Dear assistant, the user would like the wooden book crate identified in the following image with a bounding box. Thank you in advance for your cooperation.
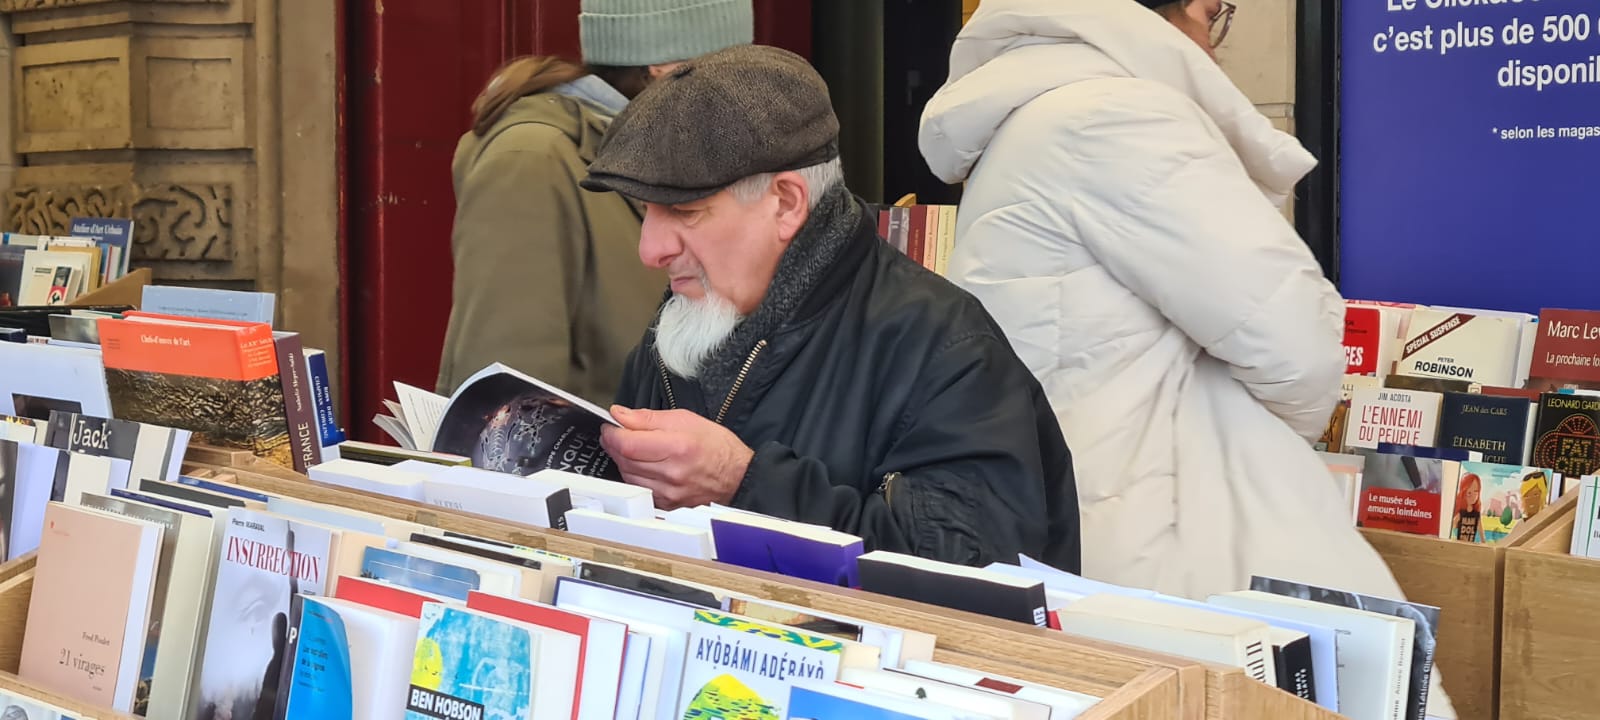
[1360,492,1573,720]
[183,447,1348,720]
[1499,492,1595,720]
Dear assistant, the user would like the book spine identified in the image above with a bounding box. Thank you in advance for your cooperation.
[1242,636,1271,684]
[545,488,573,532]
[907,206,926,267]
[305,350,343,448]
[1275,637,1316,702]
[274,334,318,473]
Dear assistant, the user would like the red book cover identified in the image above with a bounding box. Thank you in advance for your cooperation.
[333,575,436,618]
[1344,305,1383,376]
[1530,308,1600,389]
[906,205,926,268]
[97,316,293,466]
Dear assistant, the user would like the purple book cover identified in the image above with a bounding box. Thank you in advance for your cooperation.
[709,519,863,587]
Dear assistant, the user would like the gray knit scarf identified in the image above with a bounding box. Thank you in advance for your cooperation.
[689,183,859,406]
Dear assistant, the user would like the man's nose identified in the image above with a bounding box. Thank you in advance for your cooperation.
[638,207,679,269]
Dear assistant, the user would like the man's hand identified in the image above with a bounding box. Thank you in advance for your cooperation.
[599,406,755,510]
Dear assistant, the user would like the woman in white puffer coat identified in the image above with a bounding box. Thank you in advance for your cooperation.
[920,0,1455,715]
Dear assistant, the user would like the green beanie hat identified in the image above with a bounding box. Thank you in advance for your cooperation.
[580,0,754,67]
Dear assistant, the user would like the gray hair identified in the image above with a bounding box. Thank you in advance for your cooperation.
[726,157,844,209]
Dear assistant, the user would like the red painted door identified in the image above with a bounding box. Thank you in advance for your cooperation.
[342,1,810,444]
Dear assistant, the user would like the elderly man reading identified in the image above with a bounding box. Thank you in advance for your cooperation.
[583,44,1080,571]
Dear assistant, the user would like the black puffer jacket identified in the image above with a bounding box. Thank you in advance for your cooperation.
[615,195,1080,572]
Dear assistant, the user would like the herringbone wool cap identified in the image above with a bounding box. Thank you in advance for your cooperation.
[581,44,841,205]
[579,0,754,66]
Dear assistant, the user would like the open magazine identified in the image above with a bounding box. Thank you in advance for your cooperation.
[374,363,622,479]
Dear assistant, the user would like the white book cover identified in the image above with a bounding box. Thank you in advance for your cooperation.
[1426,305,1539,387]
[4,440,63,561]
[1344,387,1444,450]
[1057,594,1276,684]
[60,453,131,506]
[1396,309,1523,387]
[0,342,110,419]
[613,630,654,720]
[564,508,716,560]
[842,667,1050,720]
[552,577,700,720]
[307,458,428,502]
[422,465,574,529]
[1571,476,1600,558]
[899,660,1101,719]
[532,468,654,519]
[1209,591,1415,720]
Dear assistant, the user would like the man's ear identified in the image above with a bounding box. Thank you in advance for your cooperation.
[648,62,685,79]
[771,171,810,247]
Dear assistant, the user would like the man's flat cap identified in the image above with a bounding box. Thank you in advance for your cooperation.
[581,44,841,205]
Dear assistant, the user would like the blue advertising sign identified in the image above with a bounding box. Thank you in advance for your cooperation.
[1340,0,1599,314]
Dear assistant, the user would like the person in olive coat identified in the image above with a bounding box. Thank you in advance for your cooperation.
[437,0,753,404]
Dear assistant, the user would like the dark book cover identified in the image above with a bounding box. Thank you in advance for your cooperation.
[1531,392,1600,479]
[0,246,25,307]
[45,411,140,458]
[709,518,863,587]
[857,554,1049,628]
[271,332,319,474]
[408,532,554,575]
[1271,631,1316,703]
[1384,374,1475,394]
[136,478,247,510]
[1437,392,1533,466]
[1376,442,1478,462]
[576,562,721,610]
[1251,576,1439,720]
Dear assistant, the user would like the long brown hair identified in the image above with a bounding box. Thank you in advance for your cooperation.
[471,56,587,136]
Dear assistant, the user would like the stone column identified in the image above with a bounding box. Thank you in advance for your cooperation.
[0,0,342,396]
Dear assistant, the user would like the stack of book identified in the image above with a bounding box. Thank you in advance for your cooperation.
[0,285,343,475]
[5,467,1109,720]
[0,218,135,308]
[875,204,958,275]
[1323,301,1600,545]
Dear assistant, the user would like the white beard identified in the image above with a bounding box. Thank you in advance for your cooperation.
[654,279,743,379]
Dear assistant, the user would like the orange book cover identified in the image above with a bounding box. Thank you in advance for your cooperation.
[97,315,291,466]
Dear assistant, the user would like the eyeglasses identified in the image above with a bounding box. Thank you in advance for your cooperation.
[1210,1,1237,48]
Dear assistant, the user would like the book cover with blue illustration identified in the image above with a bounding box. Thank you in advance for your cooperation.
[405,603,535,720]
[360,545,481,601]
[282,597,354,719]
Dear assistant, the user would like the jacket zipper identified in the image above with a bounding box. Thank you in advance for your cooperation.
[654,356,678,410]
[653,339,768,425]
[716,340,767,425]
[878,472,900,505]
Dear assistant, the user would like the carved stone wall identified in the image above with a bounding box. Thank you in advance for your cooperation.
[0,0,342,402]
